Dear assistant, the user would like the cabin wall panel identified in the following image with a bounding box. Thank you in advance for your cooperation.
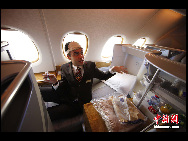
[132,9,184,45]
[1,9,55,73]
[42,9,159,65]
[1,9,185,73]
[155,19,186,51]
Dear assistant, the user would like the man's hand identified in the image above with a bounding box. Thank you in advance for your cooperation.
[42,73,58,84]
[111,66,128,74]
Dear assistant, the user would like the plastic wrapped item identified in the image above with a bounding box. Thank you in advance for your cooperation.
[91,93,147,132]
[91,96,119,132]
[112,96,130,123]
[112,95,145,124]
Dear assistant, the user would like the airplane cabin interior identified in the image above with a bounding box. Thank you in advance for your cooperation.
[1,9,186,132]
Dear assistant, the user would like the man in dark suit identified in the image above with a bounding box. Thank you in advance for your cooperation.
[41,41,127,121]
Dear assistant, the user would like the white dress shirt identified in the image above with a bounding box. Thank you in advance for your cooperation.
[72,64,84,76]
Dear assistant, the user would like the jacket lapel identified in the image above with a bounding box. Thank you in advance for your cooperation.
[68,62,75,81]
[82,61,89,81]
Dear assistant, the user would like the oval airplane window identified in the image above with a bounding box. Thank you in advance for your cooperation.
[62,32,88,59]
[101,35,125,61]
[1,29,39,63]
[133,37,147,48]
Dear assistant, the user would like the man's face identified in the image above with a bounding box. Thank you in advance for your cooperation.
[67,48,84,66]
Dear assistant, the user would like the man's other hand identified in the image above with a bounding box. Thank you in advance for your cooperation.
[111,66,128,74]
[42,73,58,84]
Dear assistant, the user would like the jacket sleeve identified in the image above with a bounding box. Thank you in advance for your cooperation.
[52,66,68,91]
[52,65,71,102]
[93,62,116,80]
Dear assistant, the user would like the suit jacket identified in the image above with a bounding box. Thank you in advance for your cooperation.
[54,61,115,107]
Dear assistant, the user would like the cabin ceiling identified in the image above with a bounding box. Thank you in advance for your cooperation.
[1,9,186,73]
[170,9,186,16]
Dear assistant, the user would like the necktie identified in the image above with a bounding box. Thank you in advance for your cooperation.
[75,67,82,82]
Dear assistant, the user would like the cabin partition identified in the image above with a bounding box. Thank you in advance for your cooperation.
[111,44,186,132]
[1,60,54,132]
[85,44,186,132]
[111,44,161,96]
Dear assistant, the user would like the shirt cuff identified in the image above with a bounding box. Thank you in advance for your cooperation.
[109,66,116,74]
[52,81,59,90]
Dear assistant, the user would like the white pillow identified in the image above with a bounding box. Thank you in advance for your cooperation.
[103,73,137,95]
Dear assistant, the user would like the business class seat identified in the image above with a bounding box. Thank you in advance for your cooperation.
[52,114,84,132]
[40,87,84,132]
[45,101,84,132]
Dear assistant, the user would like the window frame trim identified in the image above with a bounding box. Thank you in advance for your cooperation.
[101,35,124,59]
[62,32,89,59]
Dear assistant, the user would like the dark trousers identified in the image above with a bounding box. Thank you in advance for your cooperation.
[39,87,83,121]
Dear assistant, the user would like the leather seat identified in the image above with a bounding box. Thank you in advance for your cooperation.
[45,102,84,132]
[52,114,84,132]
[40,87,84,132]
